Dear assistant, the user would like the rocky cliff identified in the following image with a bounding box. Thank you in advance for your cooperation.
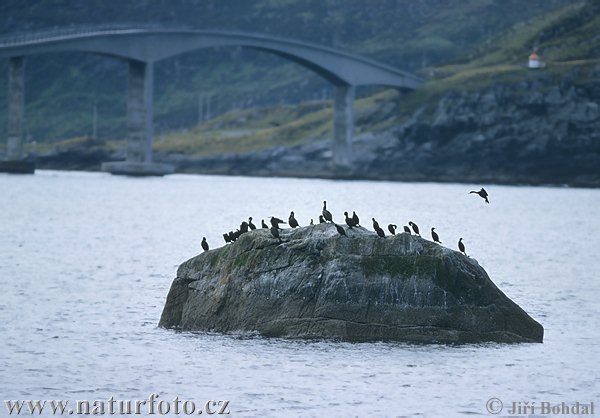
[159,225,544,343]
[361,68,600,186]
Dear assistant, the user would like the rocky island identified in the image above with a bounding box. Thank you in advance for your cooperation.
[159,225,543,343]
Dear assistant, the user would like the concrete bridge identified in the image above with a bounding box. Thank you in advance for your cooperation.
[0,26,422,175]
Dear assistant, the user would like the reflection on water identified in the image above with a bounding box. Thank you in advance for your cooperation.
[1,170,599,416]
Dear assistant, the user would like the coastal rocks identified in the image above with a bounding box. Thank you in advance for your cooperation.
[159,225,544,343]
[366,71,600,186]
[162,69,600,187]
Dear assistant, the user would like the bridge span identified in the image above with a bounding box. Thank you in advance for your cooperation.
[0,27,422,175]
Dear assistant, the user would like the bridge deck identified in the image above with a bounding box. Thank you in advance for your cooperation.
[0,27,421,88]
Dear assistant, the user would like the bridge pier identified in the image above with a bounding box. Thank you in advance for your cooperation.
[101,60,173,176]
[333,84,354,169]
[0,56,35,174]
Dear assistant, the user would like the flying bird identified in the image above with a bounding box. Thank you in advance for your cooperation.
[431,227,441,244]
[469,187,489,204]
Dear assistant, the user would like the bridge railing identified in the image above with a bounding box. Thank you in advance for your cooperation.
[0,23,185,47]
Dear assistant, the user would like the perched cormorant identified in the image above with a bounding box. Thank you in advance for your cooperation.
[388,224,397,235]
[270,225,282,243]
[319,215,325,224]
[335,224,347,236]
[344,211,356,228]
[261,219,268,229]
[310,219,314,225]
[248,217,256,230]
[228,231,237,242]
[289,211,299,228]
[372,218,381,231]
[240,221,249,234]
[270,216,286,229]
[352,211,360,226]
[375,226,385,238]
[408,221,420,236]
[458,238,467,256]
[469,187,489,204]
[201,237,209,252]
[223,233,231,244]
[322,201,333,223]
[403,225,411,234]
[431,227,442,244]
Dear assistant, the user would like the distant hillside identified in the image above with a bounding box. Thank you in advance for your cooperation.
[152,0,600,159]
[0,0,569,143]
[27,0,600,186]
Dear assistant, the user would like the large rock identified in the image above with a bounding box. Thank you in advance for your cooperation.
[159,225,543,343]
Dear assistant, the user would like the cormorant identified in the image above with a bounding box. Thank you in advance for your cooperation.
[335,224,346,236]
[270,225,282,243]
[228,231,237,242]
[403,225,411,234]
[388,224,397,235]
[248,217,256,230]
[289,211,299,228]
[469,187,489,204]
[431,227,441,244]
[408,221,420,236]
[372,218,381,231]
[375,226,385,238]
[352,211,360,226]
[322,201,333,223]
[344,211,356,228]
[319,215,325,224]
[201,237,209,252]
[240,221,249,234]
[458,238,467,256]
[261,219,268,229]
[310,219,314,225]
[269,216,286,229]
[223,233,231,244]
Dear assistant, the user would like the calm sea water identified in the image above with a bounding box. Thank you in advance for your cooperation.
[1,170,599,417]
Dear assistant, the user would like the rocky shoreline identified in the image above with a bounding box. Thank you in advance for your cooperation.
[20,67,600,187]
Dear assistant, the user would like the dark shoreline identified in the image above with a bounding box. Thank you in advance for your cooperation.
[23,157,600,188]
